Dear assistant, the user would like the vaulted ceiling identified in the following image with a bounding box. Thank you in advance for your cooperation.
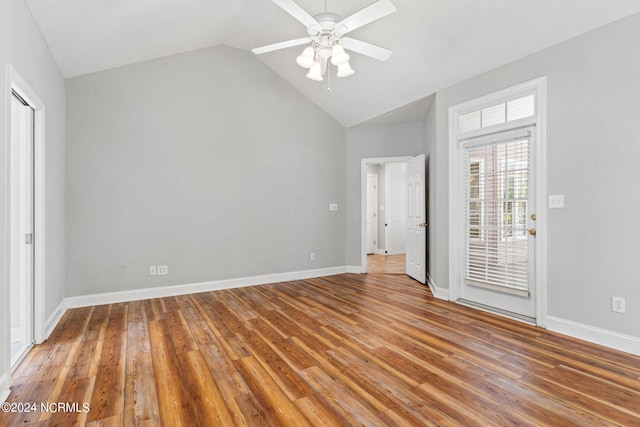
[25,0,640,126]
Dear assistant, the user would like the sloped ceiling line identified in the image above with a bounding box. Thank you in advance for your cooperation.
[25,0,640,126]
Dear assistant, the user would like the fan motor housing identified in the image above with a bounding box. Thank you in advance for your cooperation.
[308,13,343,35]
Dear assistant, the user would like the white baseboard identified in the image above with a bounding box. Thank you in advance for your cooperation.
[65,266,347,309]
[546,315,640,356]
[375,249,387,255]
[346,265,363,274]
[427,274,449,300]
[0,371,10,404]
[44,300,67,340]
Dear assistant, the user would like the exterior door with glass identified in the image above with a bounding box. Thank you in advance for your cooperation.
[460,129,536,320]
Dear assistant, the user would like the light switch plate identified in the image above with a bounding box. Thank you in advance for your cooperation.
[548,194,565,209]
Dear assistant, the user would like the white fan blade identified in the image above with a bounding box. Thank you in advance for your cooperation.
[335,0,396,37]
[272,0,321,31]
[252,37,312,54]
[340,37,393,61]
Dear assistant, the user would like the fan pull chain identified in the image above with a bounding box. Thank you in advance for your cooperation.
[327,63,332,92]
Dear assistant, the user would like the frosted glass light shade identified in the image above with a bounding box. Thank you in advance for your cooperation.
[319,46,332,59]
[296,47,315,68]
[336,62,354,77]
[331,44,349,65]
[306,61,323,81]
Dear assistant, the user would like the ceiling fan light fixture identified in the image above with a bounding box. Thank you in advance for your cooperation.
[336,62,355,77]
[296,46,315,68]
[318,45,332,59]
[330,44,349,65]
[306,60,323,81]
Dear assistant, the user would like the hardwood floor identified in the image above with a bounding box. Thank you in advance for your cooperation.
[2,273,640,426]
[367,254,406,275]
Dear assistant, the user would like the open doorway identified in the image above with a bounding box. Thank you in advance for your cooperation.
[362,156,414,274]
[365,162,407,274]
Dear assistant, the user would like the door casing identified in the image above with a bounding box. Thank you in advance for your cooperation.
[448,77,548,326]
[4,64,47,363]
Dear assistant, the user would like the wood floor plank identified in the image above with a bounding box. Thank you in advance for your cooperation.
[298,365,387,426]
[4,273,640,426]
[293,395,350,427]
[234,356,312,426]
[86,303,127,423]
[147,319,189,427]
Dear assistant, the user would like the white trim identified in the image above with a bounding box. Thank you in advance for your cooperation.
[375,249,387,255]
[427,274,449,300]
[547,316,640,356]
[65,266,348,308]
[44,300,67,339]
[448,76,548,326]
[0,372,10,403]
[361,156,413,274]
[346,265,363,274]
[461,128,531,148]
[5,64,47,344]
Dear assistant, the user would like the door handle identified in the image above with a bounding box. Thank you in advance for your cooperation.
[528,228,536,236]
[417,223,427,228]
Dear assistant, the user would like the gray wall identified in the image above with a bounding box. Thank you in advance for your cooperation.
[345,122,425,267]
[65,46,345,297]
[0,0,66,394]
[431,13,640,336]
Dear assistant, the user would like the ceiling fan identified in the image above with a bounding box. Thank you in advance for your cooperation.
[252,0,396,81]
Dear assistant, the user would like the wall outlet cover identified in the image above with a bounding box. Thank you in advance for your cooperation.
[548,194,565,209]
[612,296,626,314]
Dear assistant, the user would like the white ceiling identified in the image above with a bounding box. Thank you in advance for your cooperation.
[25,0,640,126]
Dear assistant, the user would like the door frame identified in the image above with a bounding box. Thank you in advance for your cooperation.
[360,156,412,273]
[448,77,547,327]
[5,64,46,348]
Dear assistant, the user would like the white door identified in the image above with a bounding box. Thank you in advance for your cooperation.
[10,92,34,367]
[460,129,536,319]
[366,174,378,254]
[385,163,406,255]
[406,154,426,283]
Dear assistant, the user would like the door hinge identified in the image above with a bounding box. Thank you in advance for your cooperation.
[25,233,33,245]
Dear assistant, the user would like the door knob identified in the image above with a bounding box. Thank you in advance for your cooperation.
[528,228,536,236]
[417,223,427,228]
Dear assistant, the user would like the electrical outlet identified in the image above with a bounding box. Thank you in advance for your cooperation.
[329,204,338,211]
[612,296,626,314]
[157,265,169,275]
[310,252,316,261]
[149,266,157,276]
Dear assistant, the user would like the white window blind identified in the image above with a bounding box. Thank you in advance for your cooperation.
[463,136,530,294]
[458,94,535,134]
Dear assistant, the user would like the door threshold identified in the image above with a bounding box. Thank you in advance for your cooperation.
[456,299,536,326]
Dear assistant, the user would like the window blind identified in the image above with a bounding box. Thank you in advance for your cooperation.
[458,93,535,135]
[463,136,530,294]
